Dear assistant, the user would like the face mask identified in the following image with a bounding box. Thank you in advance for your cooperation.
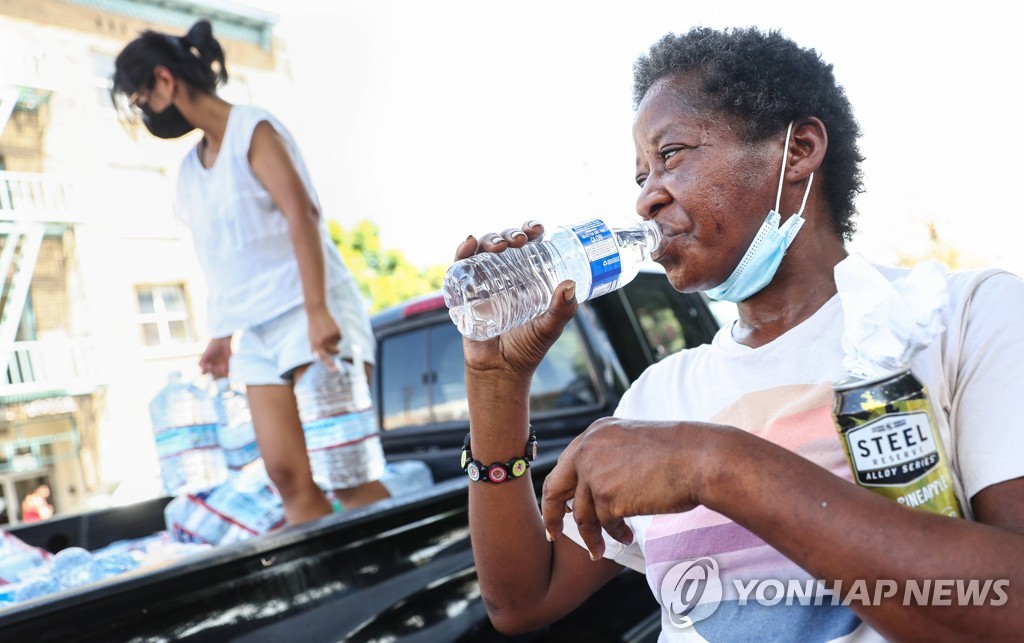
[704,121,814,303]
[140,103,195,139]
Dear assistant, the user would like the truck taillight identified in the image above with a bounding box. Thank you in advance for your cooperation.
[402,295,446,317]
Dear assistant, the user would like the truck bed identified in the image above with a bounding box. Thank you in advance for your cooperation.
[2,455,659,642]
[2,272,719,641]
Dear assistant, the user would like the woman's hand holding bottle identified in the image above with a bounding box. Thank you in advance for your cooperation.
[454,221,578,384]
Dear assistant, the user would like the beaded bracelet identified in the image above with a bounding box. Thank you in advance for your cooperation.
[461,428,538,483]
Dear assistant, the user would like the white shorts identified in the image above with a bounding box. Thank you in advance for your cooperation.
[232,279,376,386]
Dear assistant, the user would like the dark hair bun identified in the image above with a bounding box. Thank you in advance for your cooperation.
[185,19,213,43]
[182,19,227,87]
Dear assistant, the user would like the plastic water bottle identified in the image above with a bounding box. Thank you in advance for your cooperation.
[379,460,434,498]
[12,577,60,604]
[0,582,20,607]
[294,346,386,490]
[149,372,228,496]
[94,550,140,578]
[50,547,103,590]
[444,218,662,340]
[213,379,267,490]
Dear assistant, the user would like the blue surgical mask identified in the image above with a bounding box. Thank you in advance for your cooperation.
[704,121,814,303]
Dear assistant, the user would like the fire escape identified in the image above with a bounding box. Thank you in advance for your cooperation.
[1,41,100,519]
[1,45,98,399]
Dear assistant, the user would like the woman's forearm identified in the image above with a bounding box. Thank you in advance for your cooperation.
[699,427,1024,641]
[466,374,621,633]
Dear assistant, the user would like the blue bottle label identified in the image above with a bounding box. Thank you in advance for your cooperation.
[223,442,261,469]
[571,219,621,298]
[156,423,220,459]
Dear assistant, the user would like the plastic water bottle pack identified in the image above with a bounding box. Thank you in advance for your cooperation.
[444,217,662,340]
[149,372,228,495]
[0,532,147,609]
[164,480,285,546]
[0,529,50,586]
[294,347,386,491]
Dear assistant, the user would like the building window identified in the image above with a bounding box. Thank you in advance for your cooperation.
[135,284,196,347]
[91,51,115,110]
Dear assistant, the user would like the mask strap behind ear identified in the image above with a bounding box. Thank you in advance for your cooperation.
[774,121,815,218]
[773,121,793,213]
[793,172,814,217]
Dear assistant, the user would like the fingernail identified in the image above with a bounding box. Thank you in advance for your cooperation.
[589,551,597,562]
[465,235,473,242]
[563,283,576,302]
[526,219,542,228]
[489,236,503,245]
[512,230,527,239]
[545,529,553,542]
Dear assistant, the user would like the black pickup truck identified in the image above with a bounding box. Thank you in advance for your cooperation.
[2,269,723,642]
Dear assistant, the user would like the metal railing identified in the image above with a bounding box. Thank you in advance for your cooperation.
[1,338,104,398]
[0,44,56,90]
[0,172,83,223]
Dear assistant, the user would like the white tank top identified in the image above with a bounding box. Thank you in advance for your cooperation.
[174,105,352,337]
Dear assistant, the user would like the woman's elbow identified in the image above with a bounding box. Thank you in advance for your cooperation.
[483,597,550,635]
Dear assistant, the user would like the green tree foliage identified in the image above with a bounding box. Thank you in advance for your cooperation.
[896,221,980,270]
[328,219,446,313]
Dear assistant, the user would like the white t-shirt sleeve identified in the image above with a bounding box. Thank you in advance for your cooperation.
[952,271,1024,499]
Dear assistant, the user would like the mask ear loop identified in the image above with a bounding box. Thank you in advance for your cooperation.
[773,121,793,213]
[775,121,815,218]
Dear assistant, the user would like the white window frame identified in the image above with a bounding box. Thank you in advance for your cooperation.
[134,283,197,348]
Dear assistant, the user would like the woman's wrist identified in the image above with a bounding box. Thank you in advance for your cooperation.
[304,299,329,314]
[688,424,760,513]
[465,363,535,392]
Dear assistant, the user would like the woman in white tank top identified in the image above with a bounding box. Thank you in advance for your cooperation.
[111,20,389,525]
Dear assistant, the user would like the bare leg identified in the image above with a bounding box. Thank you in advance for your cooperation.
[247,384,331,525]
[334,479,391,510]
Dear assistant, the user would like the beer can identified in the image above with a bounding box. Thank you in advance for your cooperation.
[832,368,963,518]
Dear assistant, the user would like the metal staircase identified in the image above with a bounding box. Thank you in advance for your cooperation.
[0,86,21,136]
[1,43,55,385]
[0,222,45,378]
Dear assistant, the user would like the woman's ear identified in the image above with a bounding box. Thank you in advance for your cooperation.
[152,65,177,96]
[787,117,827,180]
[152,65,173,83]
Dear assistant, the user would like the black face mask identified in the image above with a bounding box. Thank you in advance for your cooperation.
[140,103,195,139]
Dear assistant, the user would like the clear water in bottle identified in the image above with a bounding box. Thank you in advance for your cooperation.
[293,347,386,490]
[444,218,662,340]
[149,372,228,496]
[212,379,267,491]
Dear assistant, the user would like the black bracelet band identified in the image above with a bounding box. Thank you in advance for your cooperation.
[461,428,537,483]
